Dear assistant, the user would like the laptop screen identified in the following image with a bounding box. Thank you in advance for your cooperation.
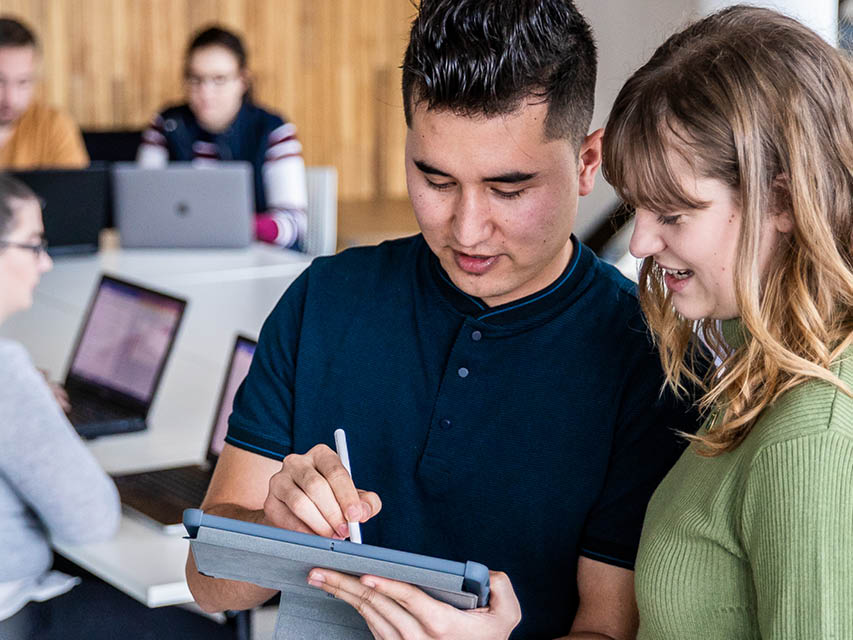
[12,166,110,254]
[208,336,257,458]
[69,277,186,403]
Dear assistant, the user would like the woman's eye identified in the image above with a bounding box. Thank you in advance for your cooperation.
[656,214,681,226]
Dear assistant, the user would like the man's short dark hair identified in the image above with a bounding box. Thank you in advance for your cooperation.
[402,0,597,147]
[0,17,38,50]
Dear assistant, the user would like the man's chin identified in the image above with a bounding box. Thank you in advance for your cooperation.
[447,270,505,302]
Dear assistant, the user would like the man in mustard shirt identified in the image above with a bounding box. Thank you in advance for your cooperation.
[0,17,88,169]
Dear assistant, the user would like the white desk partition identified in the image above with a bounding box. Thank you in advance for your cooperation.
[32,244,309,312]
[0,244,312,607]
[56,518,195,608]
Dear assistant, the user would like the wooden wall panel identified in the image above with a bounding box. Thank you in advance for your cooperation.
[0,0,415,199]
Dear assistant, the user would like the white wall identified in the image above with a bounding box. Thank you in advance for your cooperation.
[698,0,838,43]
[573,0,694,239]
[572,0,838,242]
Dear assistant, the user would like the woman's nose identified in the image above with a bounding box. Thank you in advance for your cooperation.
[629,209,666,259]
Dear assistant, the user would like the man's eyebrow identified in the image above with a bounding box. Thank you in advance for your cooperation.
[483,171,538,184]
[414,160,537,184]
[413,160,451,177]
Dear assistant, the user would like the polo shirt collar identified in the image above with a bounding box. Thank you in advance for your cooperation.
[429,235,592,326]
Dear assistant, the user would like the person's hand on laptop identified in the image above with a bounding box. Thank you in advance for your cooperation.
[306,569,521,640]
[38,368,70,413]
[51,383,70,413]
[264,443,381,539]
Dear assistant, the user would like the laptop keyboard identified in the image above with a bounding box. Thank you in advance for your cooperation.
[68,392,137,423]
[115,466,212,507]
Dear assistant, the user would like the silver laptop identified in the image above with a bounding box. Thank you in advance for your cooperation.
[113,335,257,533]
[113,163,254,248]
[65,275,187,439]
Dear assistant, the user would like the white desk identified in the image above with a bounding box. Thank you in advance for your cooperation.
[0,245,311,607]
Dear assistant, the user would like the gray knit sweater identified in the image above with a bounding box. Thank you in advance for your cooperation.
[0,338,120,582]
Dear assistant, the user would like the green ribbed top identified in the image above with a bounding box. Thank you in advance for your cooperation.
[636,320,853,639]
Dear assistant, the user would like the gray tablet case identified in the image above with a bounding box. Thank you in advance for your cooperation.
[184,509,490,639]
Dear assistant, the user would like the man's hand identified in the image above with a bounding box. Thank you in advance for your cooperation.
[264,443,382,538]
[306,569,521,640]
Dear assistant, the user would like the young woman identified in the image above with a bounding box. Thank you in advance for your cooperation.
[138,25,308,249]
[0,175,244,638]
[602,6,853,638]
[0,174,120,622]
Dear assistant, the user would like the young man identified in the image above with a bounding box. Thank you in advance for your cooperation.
[187,1,698,637]
[0,17,88,169]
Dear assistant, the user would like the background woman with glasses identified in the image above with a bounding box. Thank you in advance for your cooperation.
[137,25,308,250]
[0,174,239,638]
[0,173,120,624]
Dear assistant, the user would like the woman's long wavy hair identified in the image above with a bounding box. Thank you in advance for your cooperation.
[601,5,853,455]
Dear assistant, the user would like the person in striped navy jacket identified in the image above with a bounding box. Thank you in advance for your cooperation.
[137,25,308,250]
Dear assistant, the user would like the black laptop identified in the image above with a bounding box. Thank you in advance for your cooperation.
[113,335,257,533]
[64,275,187,439]
[11,165,111,255]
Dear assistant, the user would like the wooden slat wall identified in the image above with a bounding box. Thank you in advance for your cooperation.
[0,0,414,199]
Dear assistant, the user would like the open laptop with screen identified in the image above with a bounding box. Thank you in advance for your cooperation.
[113,335,257,533]
[112,163,254,248]
[65,275,187,439]
[11,165,110,255]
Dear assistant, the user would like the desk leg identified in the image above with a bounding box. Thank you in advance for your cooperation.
[226,609,252,640]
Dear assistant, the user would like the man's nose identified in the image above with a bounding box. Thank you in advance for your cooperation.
[629,209,666,259]
[452,189,493,248]
[198,85,216,100]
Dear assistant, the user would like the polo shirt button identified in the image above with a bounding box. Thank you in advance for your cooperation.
[458,367,469,378]
[440,418,452,429]
[471,330,482,341]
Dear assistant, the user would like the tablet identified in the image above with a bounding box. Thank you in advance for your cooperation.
[184,509,491,639]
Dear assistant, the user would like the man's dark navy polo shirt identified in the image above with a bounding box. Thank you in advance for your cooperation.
[226,234,696,639]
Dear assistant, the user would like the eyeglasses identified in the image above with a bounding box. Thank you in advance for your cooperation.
[185,73,241,89]
[0,239,49,257]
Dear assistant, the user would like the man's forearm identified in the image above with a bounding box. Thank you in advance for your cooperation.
[185,503,279,613]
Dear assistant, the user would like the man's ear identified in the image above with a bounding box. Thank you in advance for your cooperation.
[577,128,604,196]
[240,70,252,96]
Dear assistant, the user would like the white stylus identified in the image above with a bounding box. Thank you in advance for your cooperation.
[333,428,362,544]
